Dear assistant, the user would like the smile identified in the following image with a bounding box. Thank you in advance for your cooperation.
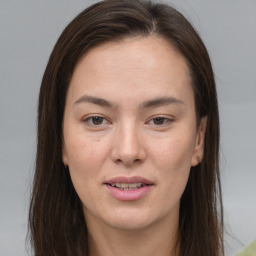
[109,183,146,190]
[104,176,154,201]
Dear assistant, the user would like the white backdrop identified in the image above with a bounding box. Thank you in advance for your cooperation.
[0,0,255,255]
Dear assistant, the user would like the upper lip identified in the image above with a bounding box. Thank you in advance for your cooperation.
[104,176,154,185]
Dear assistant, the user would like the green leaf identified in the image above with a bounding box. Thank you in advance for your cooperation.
[236,240,256,256]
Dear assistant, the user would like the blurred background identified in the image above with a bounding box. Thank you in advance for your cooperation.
[0,0,255,255]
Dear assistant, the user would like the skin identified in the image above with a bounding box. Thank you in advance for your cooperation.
[62,36,207,256]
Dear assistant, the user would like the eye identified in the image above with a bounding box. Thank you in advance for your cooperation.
[147,116,174,126]
[83,115,110,126]
[152,117,168,125]
[90,116,104,125]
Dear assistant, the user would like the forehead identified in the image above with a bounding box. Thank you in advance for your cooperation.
[68,36,193,106]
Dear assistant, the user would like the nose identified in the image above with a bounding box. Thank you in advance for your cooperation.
[110,123,147,166]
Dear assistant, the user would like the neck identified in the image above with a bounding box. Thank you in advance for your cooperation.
[86,214,180,256]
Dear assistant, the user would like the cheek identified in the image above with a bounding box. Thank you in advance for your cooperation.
[65,136,108,206]
[152,136,194,203]
[149,131,195,192]
[66,134,107,169]
[151,134,195,172]
[64,134,109,196]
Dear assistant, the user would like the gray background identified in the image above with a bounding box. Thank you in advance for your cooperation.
[0,0,255,255]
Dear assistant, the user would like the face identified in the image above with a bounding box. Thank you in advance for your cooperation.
[62,36,207,231]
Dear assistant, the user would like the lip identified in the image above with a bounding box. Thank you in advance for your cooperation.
[104,176,154,185]
[104,176,154,201]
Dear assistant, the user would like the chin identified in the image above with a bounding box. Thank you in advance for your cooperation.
[102,207,160,231]
[109,217,153,231]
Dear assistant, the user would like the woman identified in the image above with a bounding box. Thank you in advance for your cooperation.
[29,0,224,255]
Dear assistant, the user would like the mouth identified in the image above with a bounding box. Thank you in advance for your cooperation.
[104,176,154,201]
[107,182,150,191]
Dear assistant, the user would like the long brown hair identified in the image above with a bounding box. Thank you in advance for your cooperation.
[29,0,224,255]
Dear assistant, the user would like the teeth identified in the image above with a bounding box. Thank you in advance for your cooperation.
[129,183,141,188]
[110,183,144,190]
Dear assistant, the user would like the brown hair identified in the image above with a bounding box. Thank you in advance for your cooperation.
[29,0,224,255]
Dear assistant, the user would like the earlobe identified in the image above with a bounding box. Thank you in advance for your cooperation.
[191,116,207,167]
[62,142,69,166]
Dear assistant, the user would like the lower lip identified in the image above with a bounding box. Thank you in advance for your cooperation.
[104,184,153,201]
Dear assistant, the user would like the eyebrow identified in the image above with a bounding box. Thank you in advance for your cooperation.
[73,95,184,108]
[74,95,113,107]
[141,97,184,108]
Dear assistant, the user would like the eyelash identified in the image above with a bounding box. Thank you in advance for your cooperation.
[82,115,174,128]
[82,115,111,126]
[146,116,174,127]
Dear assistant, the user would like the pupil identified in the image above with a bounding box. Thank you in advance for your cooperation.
[154,117,165,125]
[92,116,103,125]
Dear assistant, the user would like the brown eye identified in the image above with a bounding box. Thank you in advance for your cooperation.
[153,117,166,125]
[83,116,108,126]
[83,115,111,129]
[91,116,104,125]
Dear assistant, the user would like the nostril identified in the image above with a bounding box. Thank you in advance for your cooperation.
[110,139,147,165]
[115,158,141,165]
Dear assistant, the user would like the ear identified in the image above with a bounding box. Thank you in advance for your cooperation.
[62,141,69,166]
[191,116,207,167]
